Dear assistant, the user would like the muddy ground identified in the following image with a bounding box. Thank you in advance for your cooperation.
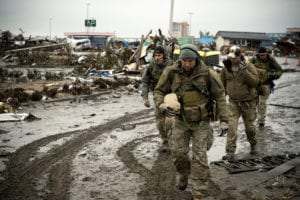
[0,57,299,200]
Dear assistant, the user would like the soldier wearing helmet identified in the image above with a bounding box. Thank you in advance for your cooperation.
[154,44,228,199]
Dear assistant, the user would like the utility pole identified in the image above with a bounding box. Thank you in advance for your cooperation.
[188,12,193,36]
[49,17,52,40]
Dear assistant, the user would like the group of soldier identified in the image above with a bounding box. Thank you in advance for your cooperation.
[140,44,283,200]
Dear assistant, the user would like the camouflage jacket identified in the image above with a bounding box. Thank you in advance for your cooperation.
[250,54,283,84]
[220,61,259,101]
[141,58,172,99]
[154,60,228,123]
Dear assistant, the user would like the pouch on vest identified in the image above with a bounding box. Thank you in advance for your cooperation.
[184,104,209,122]
[184,106,201,122]
[256,67,268,84]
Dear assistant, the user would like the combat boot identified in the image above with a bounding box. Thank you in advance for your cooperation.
[193,195,202,200]
[160,140,170,153]
[222,153,235,161]
[258,120,265,127]
[250,144,257,154]
[177,175,188,191]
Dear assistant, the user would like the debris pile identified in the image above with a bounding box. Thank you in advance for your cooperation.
[0,28,234,115]
[212,153,299,174]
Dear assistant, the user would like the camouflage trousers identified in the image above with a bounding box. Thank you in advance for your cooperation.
[154,106,168,144]
[226,99,257,153]
[169,118,213,197]
[257,93,270,124]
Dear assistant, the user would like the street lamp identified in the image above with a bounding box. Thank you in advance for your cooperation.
[188,12,193,36]
[86,3,90,33]
[49,17,52,40]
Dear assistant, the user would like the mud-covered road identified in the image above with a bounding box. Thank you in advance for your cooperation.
[0,109,152,199]
[0,57,299,200]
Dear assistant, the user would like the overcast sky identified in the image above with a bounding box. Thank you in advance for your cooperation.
[0,0,299,38]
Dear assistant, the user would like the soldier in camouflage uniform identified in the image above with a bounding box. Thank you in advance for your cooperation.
[141,45,173,151]
[221,45,259,160]
[154,44,228,199]
[250,47,283,127]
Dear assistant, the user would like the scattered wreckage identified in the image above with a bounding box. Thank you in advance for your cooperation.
[0,41,195,123]
[275,37,300,66]
[0,29,177,112]
[212,153,299,174]
[6,28,298,119]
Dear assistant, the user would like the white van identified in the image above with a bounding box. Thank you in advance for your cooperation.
[69,39,91,51]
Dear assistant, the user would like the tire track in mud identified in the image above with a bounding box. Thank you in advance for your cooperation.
[117,133,232,200]
[0,109,152,200]
[117,136,193,200]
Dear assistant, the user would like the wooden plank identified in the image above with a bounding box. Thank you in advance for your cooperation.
[128,29,152,65]
[5,43,68,53]
[253,157,300,187]
[266,157,300,177]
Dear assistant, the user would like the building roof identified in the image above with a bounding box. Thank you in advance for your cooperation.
[287,27,300,33]
[64,32,115,37]
[216,31,271,41]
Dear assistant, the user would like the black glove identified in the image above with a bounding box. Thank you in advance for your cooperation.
[267,69,279,80]
[268,74,279,80]
[223,59,232,72]
[223,59,232,68]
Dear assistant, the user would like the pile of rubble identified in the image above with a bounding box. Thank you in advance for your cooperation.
[0,29,181,113]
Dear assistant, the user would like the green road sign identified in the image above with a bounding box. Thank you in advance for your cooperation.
[85,19,96,27]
